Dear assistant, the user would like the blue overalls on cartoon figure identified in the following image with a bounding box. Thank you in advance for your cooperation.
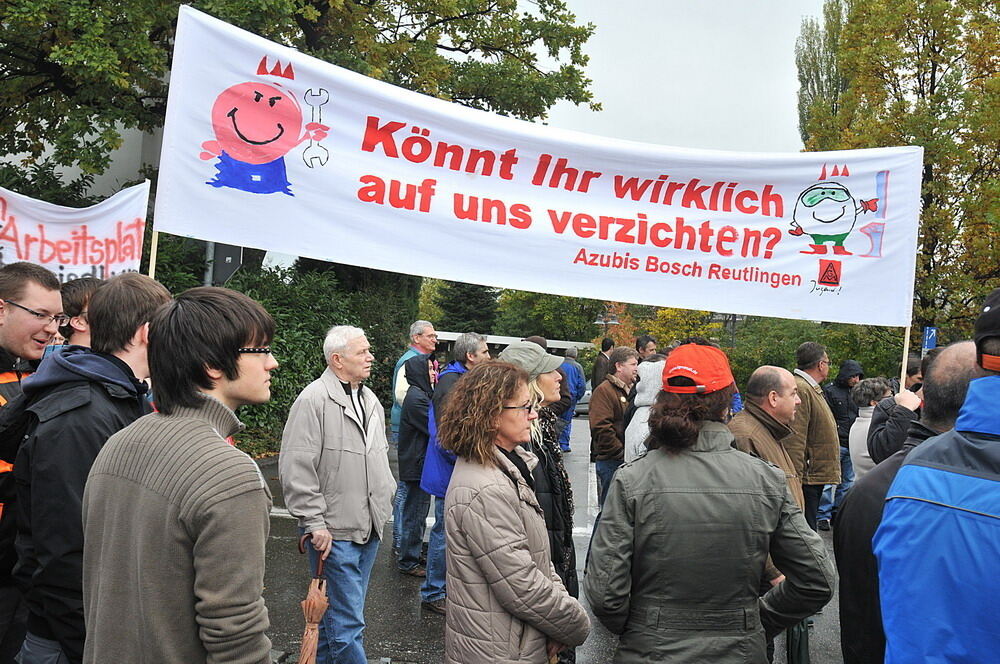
[200,58,329,196]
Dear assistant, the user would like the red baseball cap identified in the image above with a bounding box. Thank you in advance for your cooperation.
[662,344,735,394]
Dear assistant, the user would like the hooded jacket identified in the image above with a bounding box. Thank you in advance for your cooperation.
[398,354,433,482]
[874,376,1000,664]
[624,361,664,463]
[822,360,863,447]
[421,361,465,498]
[444,446,590,664]
[11,346,151,662]
[833,420,937,664]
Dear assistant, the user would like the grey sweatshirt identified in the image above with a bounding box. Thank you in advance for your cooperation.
[82,395,272,664]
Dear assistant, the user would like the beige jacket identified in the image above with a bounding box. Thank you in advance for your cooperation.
[278,368,396,543]
[785,372,841,485]
[445,446,590,664]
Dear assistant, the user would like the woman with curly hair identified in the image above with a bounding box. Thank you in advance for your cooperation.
[439,361,589,664]
[497,341,580,663]
[584,343,835,663]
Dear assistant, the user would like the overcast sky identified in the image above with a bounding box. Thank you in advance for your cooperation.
[543,1,826,153]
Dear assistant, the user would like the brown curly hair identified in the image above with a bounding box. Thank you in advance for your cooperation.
[647,377,736,453]
[438,362,529,467]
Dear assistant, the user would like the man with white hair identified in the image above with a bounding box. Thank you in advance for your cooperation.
[279,325,396,663]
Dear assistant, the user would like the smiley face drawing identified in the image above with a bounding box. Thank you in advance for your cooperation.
[200,76,329,196]
[789,182,878,255]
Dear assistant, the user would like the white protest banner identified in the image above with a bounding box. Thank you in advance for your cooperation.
[0,182,148,282]
[155,7,923,326]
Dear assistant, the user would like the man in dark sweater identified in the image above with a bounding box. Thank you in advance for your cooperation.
[833,341,981,664]
[0,262,63,661]
[83,287,278,664]
[11,273,170,663]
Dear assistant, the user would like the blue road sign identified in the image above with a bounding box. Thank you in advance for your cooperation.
[923,326,938,350]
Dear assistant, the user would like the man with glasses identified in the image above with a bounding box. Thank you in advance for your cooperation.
[82,286,278,663]
[0,261,63,660]
[11,273,170,662]
[786,342,841,529]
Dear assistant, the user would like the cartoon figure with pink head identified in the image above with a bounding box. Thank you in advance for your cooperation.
[200,57,330,195]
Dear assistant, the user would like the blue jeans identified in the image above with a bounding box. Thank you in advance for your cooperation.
[306,535,380,664]
[392,481,408,550]
[596,458,623,508]
[17,631,70,664]
[420,496,446,602]
[558,413,574,450]
[397,481,430,571]
[818,446,855,521]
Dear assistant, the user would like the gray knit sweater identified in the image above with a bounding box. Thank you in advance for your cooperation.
[82,395,272,664]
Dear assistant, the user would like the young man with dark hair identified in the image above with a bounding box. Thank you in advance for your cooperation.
[82,287,277,663]
[0,262,63,661]
[589,346,640,506]
[591,337,615,387]
[11,272,170,663]
[57,278,103,348]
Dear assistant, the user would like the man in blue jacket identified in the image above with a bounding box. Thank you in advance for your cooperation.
[418,332,488,614]
[874,288,1000,663]
[558,347,586,452]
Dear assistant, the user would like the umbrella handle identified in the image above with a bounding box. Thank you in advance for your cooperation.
[298,533,326,578]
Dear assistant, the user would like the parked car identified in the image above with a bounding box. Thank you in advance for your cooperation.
[574,380,592,416]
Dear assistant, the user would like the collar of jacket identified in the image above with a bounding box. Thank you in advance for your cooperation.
[320,368,371,430]
[170,393,243,439]
[606,373,629,393]
[793,368,822,391]
[691,420,736,452]
[493,444,541,510]
[954,375,1000,437]
[902,420,941,451]
[743,399,794,441]
[0,345,33,374]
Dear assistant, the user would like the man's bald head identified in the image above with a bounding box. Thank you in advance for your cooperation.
[746,365,800,425]
[921,341,986,431]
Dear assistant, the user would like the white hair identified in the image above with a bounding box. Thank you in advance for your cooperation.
[409,320,433,338]
[323,325,366,362]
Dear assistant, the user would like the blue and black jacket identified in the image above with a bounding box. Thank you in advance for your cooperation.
[873,375,1000,664]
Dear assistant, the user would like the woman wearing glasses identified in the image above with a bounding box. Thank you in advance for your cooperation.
[498,340,580,663]
[438,361,589,664]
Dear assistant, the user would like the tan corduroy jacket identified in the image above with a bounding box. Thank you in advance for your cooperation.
[785,372,841,485]
[729,401,805,509]
[444,446,590,664]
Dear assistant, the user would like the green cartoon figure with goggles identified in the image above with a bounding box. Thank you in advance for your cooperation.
[789,182,878,255]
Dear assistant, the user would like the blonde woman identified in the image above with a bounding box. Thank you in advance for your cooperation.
[439,362,589,664]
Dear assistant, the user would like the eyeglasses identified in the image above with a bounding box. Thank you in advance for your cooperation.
[4,300,70,326]
[238,346,272,354]
[502,402,535,415]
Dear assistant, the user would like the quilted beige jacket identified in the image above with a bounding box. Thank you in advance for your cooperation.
[444,446,590,663]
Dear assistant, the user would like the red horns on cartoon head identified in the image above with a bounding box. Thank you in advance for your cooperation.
[256,56,294,80]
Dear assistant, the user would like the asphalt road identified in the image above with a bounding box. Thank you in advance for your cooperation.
[260,417,842,663]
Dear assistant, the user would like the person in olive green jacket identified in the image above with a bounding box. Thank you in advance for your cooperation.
[785,342,841,529]
[585,344,835,664]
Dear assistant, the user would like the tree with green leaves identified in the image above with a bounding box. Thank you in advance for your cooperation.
[493,289,605,341]
[1,0,598,174]
[796,0,1000,340]
[434,281,497,334]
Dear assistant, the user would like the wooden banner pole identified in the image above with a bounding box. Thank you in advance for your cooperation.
[900,324,911,386]
[147,230,160,280]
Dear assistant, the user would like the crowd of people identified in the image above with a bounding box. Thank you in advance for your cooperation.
[0,258,995,664]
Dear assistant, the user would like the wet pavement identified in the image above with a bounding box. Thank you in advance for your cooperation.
[260,418,842,663]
